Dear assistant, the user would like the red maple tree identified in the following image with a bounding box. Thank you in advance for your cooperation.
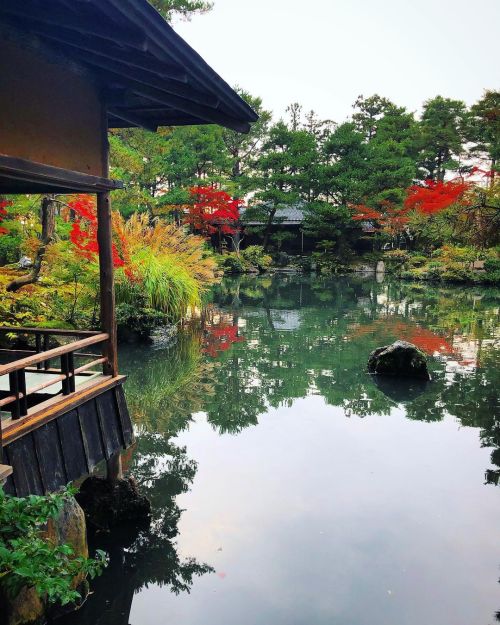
[185,186,242,244]
[68,195,127,268]
[0,197,12,235]
[404,178,471,214]
[351,200,411,237]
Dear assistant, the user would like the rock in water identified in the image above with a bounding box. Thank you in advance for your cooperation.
[76,476,151,530]
[367,340,430,380]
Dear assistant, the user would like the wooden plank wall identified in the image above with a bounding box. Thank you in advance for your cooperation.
[2,385,133,497]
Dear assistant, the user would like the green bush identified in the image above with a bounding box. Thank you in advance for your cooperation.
[0,487,106,606]
[0,235,22,265]
[408,255,428,268]
[116,303,168,341]
[484,258,500,272]
[383,249,410,265]
[480,270,500,285]
[241,246,272,272]
[440,264,475,283]
[273,251,290,267]
[219,253,247,274]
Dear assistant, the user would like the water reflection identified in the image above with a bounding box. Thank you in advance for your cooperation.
[68,275,500,624]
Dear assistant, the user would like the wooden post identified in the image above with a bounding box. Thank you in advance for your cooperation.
[97,106,118,377]
[106,452,123,483]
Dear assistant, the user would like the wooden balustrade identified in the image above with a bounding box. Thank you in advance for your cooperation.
[0,331,109,421]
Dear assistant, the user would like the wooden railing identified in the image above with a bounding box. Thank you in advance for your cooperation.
[0,329,109,420]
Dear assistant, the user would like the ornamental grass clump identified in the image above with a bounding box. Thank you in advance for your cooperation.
[113,213,217,321]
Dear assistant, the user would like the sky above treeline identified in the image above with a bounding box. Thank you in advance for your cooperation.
[175,0,500,123]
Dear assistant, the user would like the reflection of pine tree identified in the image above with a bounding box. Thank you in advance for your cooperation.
[58,437,212,625]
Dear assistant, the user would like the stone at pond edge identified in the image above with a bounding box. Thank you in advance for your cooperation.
[76,476,151,531]
[0,496,89,625]
[367,340,431,380]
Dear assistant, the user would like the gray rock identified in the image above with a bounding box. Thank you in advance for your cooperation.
[18,256,32,269]
[367,340,430,380]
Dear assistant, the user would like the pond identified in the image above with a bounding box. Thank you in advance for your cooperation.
[63,275,500,625]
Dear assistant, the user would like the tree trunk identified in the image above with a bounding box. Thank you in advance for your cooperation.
[262,208,276,252]
[6,195,56,292]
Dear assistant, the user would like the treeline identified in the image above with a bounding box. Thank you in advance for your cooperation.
[109,89,499,257]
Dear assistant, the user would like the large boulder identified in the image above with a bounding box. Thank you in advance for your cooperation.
[0,496,89,625]
[367,340,430,380]
[76,476,151,531]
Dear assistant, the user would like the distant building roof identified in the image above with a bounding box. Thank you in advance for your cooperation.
[241,205,305,226]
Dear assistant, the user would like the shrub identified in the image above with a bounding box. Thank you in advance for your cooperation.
[440,263,475,283]
[408,255,428,268]
[116,303,168,341]
[0,235,22,265]
[0,487,106,606]
[383,249,410,265]
[273,251,290,267]
[484,258,500,272]
[219,253,247,274]
[241,246,272,272]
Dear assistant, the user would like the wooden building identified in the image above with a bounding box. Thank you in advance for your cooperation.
[0,0,257,496]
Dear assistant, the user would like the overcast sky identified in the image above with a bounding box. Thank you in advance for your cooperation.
[175,0,500,123]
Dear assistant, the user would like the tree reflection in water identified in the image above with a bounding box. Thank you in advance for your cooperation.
[60,274,500,623]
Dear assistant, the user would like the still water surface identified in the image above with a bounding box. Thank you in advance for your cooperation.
[67,275,500,625]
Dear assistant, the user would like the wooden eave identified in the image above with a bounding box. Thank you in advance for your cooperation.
[0,0,258,134]
[0,155,123,195]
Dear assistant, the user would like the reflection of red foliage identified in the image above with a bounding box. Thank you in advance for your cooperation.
[203,322,245,358]
[0,198,12,235]
[68,195,127,268]
[186,186,241,237]
[349,318,454,355]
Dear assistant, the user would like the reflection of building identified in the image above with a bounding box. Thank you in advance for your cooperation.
[270,309,302,331]
[446,336,500,371]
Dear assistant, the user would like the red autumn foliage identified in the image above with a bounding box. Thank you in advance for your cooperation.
[351,200,410,235]
[0,198,12,235]
[68,195,128,268]
[404,179,471,214]
[202,322,246,358]
[185,186,242,238]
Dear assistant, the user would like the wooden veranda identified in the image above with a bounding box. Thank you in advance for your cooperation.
[0,0,256,496]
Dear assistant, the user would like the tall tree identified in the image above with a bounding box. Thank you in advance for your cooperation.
[418,96,467,181]
[352,94,397,140]
[467,90,500,183]
[222,88,272,189]
[246,122,317,250]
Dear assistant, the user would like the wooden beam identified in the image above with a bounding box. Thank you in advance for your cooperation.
[97,192,117,377]
[99,75,250,133]
[104,0,258,123]
[109,108,158,133]
[0,326,101,336]
[97,109,118,377]
[0,334,109,376]
[0,465,13,482]
[0,154,123,194]
[74,50,219,108]
[28,26,188,82]
[0,1,147,50]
